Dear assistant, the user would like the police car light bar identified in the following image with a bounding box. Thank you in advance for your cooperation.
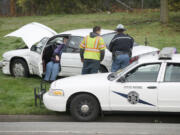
[159,47,176,60]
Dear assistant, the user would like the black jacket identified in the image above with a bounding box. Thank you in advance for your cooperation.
[109,33,134,56]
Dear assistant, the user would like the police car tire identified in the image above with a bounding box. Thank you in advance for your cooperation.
[70,94,100,122]
[11,59,29,77]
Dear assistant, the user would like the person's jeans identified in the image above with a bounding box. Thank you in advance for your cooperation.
[44,61,60,81]
[111,54,129,72]
[82,59,100,74]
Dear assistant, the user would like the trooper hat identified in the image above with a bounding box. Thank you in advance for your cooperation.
[115,24,126,31]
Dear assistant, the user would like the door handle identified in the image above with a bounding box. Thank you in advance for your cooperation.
[147,86,157,89]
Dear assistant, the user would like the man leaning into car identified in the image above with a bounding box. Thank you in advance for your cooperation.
[44,37,68,82]
[79,26,106,74]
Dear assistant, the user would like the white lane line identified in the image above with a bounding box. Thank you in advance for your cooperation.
[0,131,106,135]
[0,131,157,135]
[0,131,101,133]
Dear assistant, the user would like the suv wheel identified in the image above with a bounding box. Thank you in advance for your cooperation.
[11,59,29,77]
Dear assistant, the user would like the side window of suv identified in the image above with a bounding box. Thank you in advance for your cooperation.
[66,36,83,53]
[164,63,180,82]
[125,63,161,82]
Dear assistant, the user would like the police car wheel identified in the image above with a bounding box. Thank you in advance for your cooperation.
[70,94,100,122]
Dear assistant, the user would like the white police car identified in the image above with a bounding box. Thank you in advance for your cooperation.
[43,47,180,121]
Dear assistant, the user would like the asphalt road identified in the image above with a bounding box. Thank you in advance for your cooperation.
[0,122,180,135]
[1,113,180,123]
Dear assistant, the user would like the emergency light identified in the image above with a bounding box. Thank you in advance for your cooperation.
[159,47,176,60]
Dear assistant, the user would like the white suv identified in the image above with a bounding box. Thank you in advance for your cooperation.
[1,22,159,77]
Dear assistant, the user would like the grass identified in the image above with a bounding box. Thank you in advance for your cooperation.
[0,70,55,114]
[0,10,180,114]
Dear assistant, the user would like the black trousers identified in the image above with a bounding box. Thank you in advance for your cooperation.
[82,59,100,74]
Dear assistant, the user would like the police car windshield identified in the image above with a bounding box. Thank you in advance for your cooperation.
[108,61,138,81]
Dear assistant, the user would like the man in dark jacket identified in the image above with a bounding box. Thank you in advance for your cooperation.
[109,24,134,72]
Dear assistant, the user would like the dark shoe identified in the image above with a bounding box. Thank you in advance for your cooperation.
[43,80,49,83]
[49,80,54,83]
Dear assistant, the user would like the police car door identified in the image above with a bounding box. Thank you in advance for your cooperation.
[158,62,180,112]
[110,63,161,111]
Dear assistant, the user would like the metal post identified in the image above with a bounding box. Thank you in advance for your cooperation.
[141,0,144,9]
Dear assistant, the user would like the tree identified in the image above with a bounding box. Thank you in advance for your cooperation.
[10,0,16,16]
[160,0,169,23]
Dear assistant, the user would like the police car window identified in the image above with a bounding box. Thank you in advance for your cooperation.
[66,36,83,53]
[108,61,138,81]
[164,63,180,82]
[125,63,160,82]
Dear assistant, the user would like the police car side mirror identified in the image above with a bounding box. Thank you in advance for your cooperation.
[119,76,126,83]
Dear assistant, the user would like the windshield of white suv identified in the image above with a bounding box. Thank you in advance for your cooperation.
[107,61,138,81]
[31,37,49,54]
[102,33,139,50]
[102,33,115,48]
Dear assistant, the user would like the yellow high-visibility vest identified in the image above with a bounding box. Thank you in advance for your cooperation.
[80,35,106,60]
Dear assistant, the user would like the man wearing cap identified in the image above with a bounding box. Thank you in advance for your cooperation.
[44,37,68,82]
[109,24,134,72]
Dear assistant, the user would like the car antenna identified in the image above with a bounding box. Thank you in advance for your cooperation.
[145,37,148,46]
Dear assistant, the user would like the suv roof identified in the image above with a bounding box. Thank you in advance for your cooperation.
[59,29,115,37]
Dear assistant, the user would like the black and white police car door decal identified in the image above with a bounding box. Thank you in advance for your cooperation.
[127,91,139,104]
[112,90,155,106]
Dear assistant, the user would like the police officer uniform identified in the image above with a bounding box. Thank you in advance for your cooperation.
[109,24,134,72]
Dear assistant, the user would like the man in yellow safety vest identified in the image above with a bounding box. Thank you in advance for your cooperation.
[79,26,106,74]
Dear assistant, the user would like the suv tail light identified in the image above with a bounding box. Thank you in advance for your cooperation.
[130,56,139,64]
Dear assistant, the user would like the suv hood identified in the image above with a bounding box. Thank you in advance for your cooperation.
[5,22,57,49]
[3,49,30,60]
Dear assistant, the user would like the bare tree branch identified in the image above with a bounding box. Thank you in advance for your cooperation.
[115,0,133,11]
